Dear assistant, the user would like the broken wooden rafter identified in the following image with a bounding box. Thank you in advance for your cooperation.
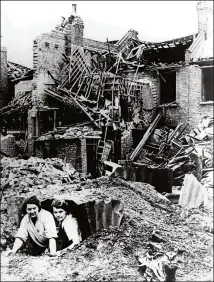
[129,112,163,161]
[65,89,100,128]
[47,71,60,85]
[45,87,99,128]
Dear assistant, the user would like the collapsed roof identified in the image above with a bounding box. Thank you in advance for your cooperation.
[7,61,34,82]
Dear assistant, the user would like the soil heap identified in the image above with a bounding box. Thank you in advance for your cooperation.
[1,165,213,281]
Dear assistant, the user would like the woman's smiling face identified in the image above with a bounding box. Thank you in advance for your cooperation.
[53,207,67,222]
[26,204,39,219]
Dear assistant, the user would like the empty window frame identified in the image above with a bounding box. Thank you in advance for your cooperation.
[160,71,176,104]
[202,66,214,102]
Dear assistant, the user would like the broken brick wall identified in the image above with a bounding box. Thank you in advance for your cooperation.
[65,18,84,49]
[127,65,213,130]
[123,70,159,127]
[32,31,66,104]
[0,47,8,109]
[125,70,160,107]
[164,65,213,129]
[32,13,85,105]
[35,138,87,173]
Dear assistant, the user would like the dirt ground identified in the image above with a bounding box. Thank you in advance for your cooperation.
[1,177,213,281]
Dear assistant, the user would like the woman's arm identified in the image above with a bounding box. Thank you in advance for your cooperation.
[49,238,57,256]
[63,216,81,246]
[56,240,75,255]
[11,238,24,254]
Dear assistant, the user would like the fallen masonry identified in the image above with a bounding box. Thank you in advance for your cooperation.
[1,175,213,281]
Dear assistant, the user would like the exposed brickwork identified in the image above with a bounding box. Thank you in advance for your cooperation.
[121,130,133,159]
[33,31,66,103]
[0,47,8,109]
[80,138,87,173]
[65,19,84,48]
[165,65,213,129]
[125,71,160,106]
[197,1,213,32]
[35,138,87,173]
[0,134,16,157]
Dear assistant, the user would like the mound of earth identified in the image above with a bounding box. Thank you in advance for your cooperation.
[1,176,213,281]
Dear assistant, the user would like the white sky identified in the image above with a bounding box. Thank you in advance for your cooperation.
[1,1,199,68]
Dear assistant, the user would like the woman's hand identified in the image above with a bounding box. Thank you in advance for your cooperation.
[49,252,57,257]
[4,249,15,256]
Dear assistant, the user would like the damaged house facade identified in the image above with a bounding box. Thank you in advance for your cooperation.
[0,2,213,190]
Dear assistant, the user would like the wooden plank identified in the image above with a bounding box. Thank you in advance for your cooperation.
[202,168,214,172]
[129,112,163,161]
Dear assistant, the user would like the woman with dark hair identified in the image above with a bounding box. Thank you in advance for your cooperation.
[8,195,58,256]
[51,198,81,252]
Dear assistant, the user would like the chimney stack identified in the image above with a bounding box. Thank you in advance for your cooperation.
[197,1,213,33]
[72,4,77,16]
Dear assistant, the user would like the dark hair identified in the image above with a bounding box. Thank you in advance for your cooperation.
[51,198,69,213]
[22,195,42,213]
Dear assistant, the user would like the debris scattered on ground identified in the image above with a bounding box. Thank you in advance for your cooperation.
[1,177,213,281]
[0,156,90,195]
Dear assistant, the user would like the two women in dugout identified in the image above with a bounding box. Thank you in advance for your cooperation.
[7,195,81,256]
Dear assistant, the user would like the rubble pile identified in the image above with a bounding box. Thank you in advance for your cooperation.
[0,91,32,118]
[131,116,213,187]
[37,125,102,141]
[1,177,213,281]
[0,156,89,194]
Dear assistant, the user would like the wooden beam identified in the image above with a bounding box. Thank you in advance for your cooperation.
[202,168,214,172]
[129,112,163,161]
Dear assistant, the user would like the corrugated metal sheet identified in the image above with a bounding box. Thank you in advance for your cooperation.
[178,173,208,208]
[113,164,173,193]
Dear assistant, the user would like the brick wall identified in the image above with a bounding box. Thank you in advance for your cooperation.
[165,65,213,129]
[197,1,213,32]
[125,71,160,107]
[33,31,66,103]
[32,15,86,104]
[35,138,87,173]
[65,19,84,48]
[0,134,16,157]
[124,65,213,129]
[0,47,8,109]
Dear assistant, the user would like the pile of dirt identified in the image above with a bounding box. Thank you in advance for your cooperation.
[0,156,90,195]
[1,176,213,281]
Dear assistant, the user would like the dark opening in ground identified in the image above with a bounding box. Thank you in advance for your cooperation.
[39,198,123,242]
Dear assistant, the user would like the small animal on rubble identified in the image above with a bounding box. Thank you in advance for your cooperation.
[51,198,82,255]
[5,195,58,257]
